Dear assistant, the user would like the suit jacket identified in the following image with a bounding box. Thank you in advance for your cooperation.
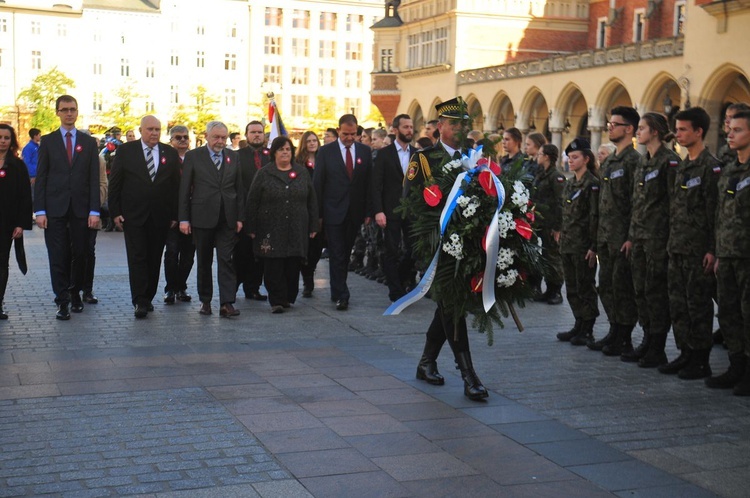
[238,146,271,198]
[34,129,100,218]
[108,140,181,227]
[313,140,372,225]
[178,146,244,229]
[372,142,417,220]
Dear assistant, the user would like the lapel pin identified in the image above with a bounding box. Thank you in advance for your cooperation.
[289,171,297,179]
[356,158,362,165]
[0,170,6,178]
[75,144,83,152]
[160,156,167,164]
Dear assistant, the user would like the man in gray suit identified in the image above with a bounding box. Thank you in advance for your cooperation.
[178,121,244,318]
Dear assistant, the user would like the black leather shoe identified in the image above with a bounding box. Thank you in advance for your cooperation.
[302,287,313,298]
[70,295,84,313]
[82,292,98,304]
[164,291,175,304]
[0,307,7,320]
[220,303,240,317]
[416,361,445,385]
[56,303,71,320]
[134,304,148,318]
[176,290,192,302]
[248,291,267,301]
[199,302,212,315]
[335,299,349,311]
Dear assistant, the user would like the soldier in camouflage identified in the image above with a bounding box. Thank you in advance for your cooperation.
[659,107,720,379]
[706,110,750,395]
[620,113,680,367]
[556,138,600,345]
[716,103,749,168]
[591,107,641,355]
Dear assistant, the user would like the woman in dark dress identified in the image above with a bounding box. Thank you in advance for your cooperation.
[246,136,318,313]
[296,131,324,298]
[0,124,33,319]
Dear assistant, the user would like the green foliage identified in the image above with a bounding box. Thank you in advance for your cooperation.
[17,67,75,132]
[101,85,143,132]
[305,97,337,134]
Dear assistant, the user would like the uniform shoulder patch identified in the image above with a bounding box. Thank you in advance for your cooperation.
[591,185,599,191]
[669,160,679,168]
[555,176,565,183]
[407,161,419,181]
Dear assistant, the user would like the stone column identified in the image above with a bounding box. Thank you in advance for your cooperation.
[550,128,564,167]
[589,126,604,153]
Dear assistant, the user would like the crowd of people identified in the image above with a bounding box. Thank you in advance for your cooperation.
[2,93,749,401]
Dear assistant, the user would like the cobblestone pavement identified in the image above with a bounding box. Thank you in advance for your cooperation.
[0,228,747,497]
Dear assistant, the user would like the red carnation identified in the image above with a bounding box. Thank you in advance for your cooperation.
[515,218,533,240]
[478,171,497,197]
[423,184,443,207]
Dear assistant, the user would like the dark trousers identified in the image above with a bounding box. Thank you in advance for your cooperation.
[301,233,324,288]
[44,213,88,304]
[235,232,264,296]
[123,217,169,307]
[562,252,599,321]
[0,228,12,301]
[598,242,637,326]
[717,257,750,356]
[263,257,302,306]
[668,253,715,350]
[164,226,195,293]
[193,224,237,305]
[631,240,670,336]
[82,227,97,294]
[383,219,408,301]
[424,303,470,359]
[324,220,359,302]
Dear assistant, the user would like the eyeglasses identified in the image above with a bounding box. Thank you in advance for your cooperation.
[57,107,77,113]
[171,135,189,141]
[607,121,629,128]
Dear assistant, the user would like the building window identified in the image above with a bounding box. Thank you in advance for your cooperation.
[290,95,308,116]
[0,49,3,68]
[57,23,67,37]
[120,32,126,44]
[345,42,362,61]
[264,65,281,84]
[318,68,335,87]
[228,23,237,38]
[292,38,309,57]
[264,36,282,55]
[145,60,155,78]
[93,60,102,75]
[31,21,41,35]
[380,48,393,72]
[196,24,205,35]
[93,30,102,42]
[145,101,155,113]
[224,53,236,71]
[265,7,282,27]
[435,27,448,63]
[674,1,686,36]
[407,34,419,68]
[633,9,646,42]
[346,14,363,32]
[196,51,205,68]
[31,50,42,70]
[0,19,6,33]
[319,40,336,58]
[92,92,102,111]
[224,89,236,107]
[171,50,179,66]
[170,85,179,104]
[121,58,129,77]
[421,31,433,66]
[320,12,336,31]
[596,18,607,49]
[291,67,308,85]
[344,70,361,88]
[292,10,309,29]
[343,98,360,115]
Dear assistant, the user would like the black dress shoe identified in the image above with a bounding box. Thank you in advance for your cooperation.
[219,303,240,317]
[302,287,313,298]
[70,296,84,313]
[176,290,192,302]
[164,291,175,304]
[134,304,148,319]
[56,303,71,320]
[335,299,349,311]
[547,292,563,305]
[251,291,268,301]
[199,302,212,315]
[0,307,8,320]
[82,292,98,304]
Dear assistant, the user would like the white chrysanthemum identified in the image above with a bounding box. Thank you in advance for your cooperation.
[511,181,529,212]
[456,195,471,207]
[461,196,480,217]
[496,269,519,288]
[442,233,464,260]
[497,211,516,239]
[513,181,525,193]
[443,159,462,172]
[496,247,515,270]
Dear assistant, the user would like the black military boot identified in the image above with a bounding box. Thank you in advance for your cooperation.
[638,333,668,368]
[557,318,582,342]
[416,340,445,385]
[622,329,650,363]
[0,304,7,320]
[706,353,747,389]
[587,323,616,351]
[603,323,634,357]
[546,286,563,305]
[454,351,489,401]
[658,348,691,375]
[678,348,712,380]
[570,319,595,346]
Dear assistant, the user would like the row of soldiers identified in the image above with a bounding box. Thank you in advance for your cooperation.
[551,102,750,396]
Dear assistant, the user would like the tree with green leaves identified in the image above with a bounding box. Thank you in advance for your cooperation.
[305,96,338,134]
[102,85,143,132]
[17,67,75,132]
[190,85,220,135]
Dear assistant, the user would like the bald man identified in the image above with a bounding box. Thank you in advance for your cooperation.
[108,115,182,318]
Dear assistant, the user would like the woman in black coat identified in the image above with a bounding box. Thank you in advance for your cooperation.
[246,136,318,313]
[0,124,33,319]
[296,131,324,298]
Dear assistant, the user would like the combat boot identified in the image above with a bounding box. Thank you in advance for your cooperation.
[570,319,595,346]
[556,318,581,342]
[416,340,445,385]
[638,333,668,368]
[602,323,634,357]
[706,353,747,389]
[587,323,616,351]
[733,365,750,396]
[622,329,650,363]
[678,348,712,380]
[658,348,691,375]
[454,351,489,401]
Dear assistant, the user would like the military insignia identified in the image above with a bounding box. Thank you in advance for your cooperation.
[556,176,565,183]
[685,177,701,189]
[407,162,418,181]
[420,155,433,180]
[669,160,679,168]
[645,170,659,182]
[591,185,599,191]
[610,169,624,179]
[712,165,722,174]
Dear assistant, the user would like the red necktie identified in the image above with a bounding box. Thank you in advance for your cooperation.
[254,150,262,170]
[65,131,73,164]
[345,146,353,180]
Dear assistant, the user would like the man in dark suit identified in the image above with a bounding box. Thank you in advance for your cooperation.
[313,114,372,311]
[34,95,100,320]
[235,120,269,301]
[179,121,244,318]
[108,115,181,318]
[372,113,416,302]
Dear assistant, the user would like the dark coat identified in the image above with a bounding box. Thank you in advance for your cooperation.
[246,162,318,259]
[238,146,271,200]
[313,140,372,225]
[0,155,33,231]
[371,141,417,220]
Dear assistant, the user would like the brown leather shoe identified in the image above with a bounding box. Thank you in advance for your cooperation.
[220,303,240,318]
[199,302,212,315]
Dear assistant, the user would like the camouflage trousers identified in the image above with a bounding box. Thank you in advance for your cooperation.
[597,242,638,326]
[540,228,564,290]
[717,257,750,356]
[562,252,599,321]
[631,240,671,336]
[667,253,716,350]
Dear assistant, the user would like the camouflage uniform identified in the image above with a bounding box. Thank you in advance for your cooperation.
[628,145,680,338]
[667,147,720,351]
[531,165,566,294]
[716,142,736,168]
[560,170,600,321]
[715,156,750,356]
[597,146,641,327]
